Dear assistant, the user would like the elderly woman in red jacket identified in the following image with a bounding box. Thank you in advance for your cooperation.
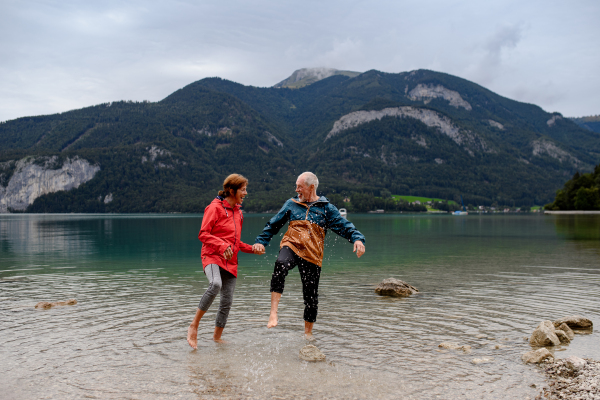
[187,173,264,348]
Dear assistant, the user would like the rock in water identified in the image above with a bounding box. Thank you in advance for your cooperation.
[553,315,593,330]
[554,329,571,344]
[529,320,560,347]
[438,342,472,353]
[299,345,326,362]
[557,323,575,340]
[375,278,419,297]
[34,299,77,309]
[522,348,553,364]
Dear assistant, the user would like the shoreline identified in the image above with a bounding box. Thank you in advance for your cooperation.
[544,211,600,215]
[536,357,600,399]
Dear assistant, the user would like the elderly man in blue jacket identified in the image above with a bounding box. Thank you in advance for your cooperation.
[253,172,366,338]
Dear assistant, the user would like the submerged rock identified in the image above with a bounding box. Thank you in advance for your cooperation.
[299,345,326,362]
[522,348,553,364]
[375,278,419,297]
[553,315,593,331]
[35,299,77,309]
[471,357,494,365]
[438,342,472,353]
[529,320,560,347]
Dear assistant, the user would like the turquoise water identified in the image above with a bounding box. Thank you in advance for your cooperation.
[1,213,599,399]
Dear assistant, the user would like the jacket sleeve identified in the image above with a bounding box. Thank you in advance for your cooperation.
[255,200,292,246]
[198,203,230,254]
[238,241,254,254]
[326,204,366,244]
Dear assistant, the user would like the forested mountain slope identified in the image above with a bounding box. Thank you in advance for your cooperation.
[1,69,598,212]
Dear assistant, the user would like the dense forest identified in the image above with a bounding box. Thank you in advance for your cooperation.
[1,68,599,213]
[545,164,600,210]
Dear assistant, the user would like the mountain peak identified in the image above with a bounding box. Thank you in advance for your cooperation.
[273,67,361,89]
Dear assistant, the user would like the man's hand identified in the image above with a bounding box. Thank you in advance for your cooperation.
[253,243,265,255]
[223,246,233,260]
[353,241,365,258]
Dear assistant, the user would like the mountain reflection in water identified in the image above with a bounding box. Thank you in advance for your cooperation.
[1,214,598,399]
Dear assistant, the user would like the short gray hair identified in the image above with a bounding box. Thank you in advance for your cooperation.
[299,172,319,190]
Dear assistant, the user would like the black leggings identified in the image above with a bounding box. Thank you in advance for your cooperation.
[270,246,321,323]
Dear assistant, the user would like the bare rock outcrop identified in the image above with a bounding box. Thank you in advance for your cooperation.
[375,278,419,297]
[35,299,77,309]
[531,140,580,167]
[522,348,554,364]
[553,316,593,331]
[554,330,571,344]
[0,156,100,213]
[529,320,561,347]
[408,84,472,110]
[299,345,326,362]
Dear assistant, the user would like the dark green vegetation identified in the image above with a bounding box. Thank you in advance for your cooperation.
[1,69,599,213]
[571,115,600,134]
[545,164,600,210]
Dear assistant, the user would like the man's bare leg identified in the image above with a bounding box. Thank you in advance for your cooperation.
[304,321,314,340]
[268,292,282,328]
[213,326,225,343]
[187,308,206,349]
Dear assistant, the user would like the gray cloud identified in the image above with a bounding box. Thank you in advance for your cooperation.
[1,0,599,122]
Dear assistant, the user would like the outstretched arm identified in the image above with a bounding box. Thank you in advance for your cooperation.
[254,200,292,247]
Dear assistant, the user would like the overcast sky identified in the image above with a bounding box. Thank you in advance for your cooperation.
[1,0,598,122]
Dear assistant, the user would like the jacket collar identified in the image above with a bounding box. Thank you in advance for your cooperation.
[215,196,241,210]
[292,195,329,207]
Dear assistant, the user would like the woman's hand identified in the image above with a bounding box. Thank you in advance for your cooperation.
[223,246,233,260]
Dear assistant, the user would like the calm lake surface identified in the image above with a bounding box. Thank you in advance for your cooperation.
[1,213,599,399]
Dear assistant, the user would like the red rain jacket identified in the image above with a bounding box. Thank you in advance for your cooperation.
[198,196,253,277]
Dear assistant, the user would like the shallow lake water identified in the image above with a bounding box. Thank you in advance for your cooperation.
[1,213,599,399]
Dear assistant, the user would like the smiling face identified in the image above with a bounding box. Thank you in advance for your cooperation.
[232,184,247,204]
[295,177,314,202]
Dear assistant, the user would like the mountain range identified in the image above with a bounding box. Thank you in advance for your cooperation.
[1,67,599,213]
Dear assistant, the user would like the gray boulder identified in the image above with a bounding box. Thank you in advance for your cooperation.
[299,345,326,362]
[522,348,554,364]
[553,315,593,330]
[375,278,419,297]
[563,356,587,371]
[529,320,560,347]
[557,323,575,340]
[554,329,571,344]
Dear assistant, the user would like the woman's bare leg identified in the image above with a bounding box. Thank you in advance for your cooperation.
[187,308,206,349]
[213,326,225,342]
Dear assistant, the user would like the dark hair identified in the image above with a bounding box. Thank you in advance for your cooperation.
[218,174,248,198]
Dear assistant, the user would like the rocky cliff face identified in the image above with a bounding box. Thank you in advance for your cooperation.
[326,106,488,155]
[0,156,100,213]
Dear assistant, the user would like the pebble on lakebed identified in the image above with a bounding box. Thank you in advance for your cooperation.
[438,342,472,354]
[375,278,418,297]
[35,299,77,309]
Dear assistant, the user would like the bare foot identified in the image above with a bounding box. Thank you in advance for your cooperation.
[187,325,198,349]
[267,313,278,328]
[304,332,315,341]
[213,338,228,344]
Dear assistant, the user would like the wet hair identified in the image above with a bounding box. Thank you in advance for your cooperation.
[299,172,319,190]
[218,174,248,198]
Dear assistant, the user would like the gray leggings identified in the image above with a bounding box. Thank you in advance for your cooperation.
[198,264,237,328]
